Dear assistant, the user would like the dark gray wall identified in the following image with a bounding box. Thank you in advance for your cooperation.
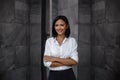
[0,0,43,80]
[92,0,120,80]
[30,0,42,80]
[78,0,92,80]
[0,0,30,80]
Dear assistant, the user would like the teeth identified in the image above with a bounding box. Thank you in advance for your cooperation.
[57,30,63,32]
[58,30,62,32]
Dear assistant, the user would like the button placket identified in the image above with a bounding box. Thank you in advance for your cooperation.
[60,46,62,57]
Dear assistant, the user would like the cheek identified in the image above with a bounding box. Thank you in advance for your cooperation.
[63,27,67,31]
[54,27,58,30]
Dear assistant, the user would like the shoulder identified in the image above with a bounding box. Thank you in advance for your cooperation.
[67,37,77,46]
[46,37,55,43]
[68,37,76,42]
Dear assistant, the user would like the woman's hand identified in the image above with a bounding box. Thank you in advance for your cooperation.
[44,56,58,62]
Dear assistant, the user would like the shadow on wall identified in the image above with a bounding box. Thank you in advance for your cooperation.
[116,35,120,47]
[115,35,120,80]
[0,35,3,79]
[108,1,120,79]
[113,0,120,9]
[0,35,3,48]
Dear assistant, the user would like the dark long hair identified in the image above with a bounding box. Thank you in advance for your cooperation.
[52,15,70,38]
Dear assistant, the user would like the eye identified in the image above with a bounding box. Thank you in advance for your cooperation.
[55,24,58,27]
[60,24,64,26]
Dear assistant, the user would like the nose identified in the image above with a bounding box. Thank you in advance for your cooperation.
[57,25,62,29]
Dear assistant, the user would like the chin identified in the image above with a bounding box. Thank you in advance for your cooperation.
[57,34,65,36]
[57,32,62,35]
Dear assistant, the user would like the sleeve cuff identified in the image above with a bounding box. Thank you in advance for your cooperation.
[44,61,52,68]
[71,56,78,63]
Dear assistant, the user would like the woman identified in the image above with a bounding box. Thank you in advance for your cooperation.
[43,15,78,80]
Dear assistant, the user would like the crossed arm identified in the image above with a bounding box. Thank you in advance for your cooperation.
[43,55,77,67]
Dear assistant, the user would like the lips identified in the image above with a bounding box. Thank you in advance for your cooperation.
[56,29,63,33]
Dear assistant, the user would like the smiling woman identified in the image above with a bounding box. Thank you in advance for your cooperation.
[43,15,78,80]
[54,19,68,39]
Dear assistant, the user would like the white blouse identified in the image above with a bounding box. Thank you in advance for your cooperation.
[43,37,78,71]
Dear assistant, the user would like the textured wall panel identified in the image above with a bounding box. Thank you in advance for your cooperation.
[0,0,14,22]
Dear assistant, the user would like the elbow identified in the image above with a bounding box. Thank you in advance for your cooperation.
[73,61,78,65]
[71,59,78,65]
[70,58,78,65]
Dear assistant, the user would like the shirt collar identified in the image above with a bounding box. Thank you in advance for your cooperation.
[62,37,67,44]
[54,37,68,45]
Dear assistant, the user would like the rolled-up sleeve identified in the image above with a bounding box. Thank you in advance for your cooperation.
[43,39,52,68]
[44,61,52,67]
[70,39,78,63]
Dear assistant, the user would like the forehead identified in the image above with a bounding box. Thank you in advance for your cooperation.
[55,19,66,24]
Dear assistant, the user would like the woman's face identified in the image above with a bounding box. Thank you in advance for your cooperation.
[55,19,68,36]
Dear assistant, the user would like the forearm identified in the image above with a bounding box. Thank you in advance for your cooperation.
[56,58,77,66]
[50,61,64,67]
[44,56,77,66]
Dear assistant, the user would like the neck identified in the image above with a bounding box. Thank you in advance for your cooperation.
[56,35,65,46]
[56,35,65,39]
